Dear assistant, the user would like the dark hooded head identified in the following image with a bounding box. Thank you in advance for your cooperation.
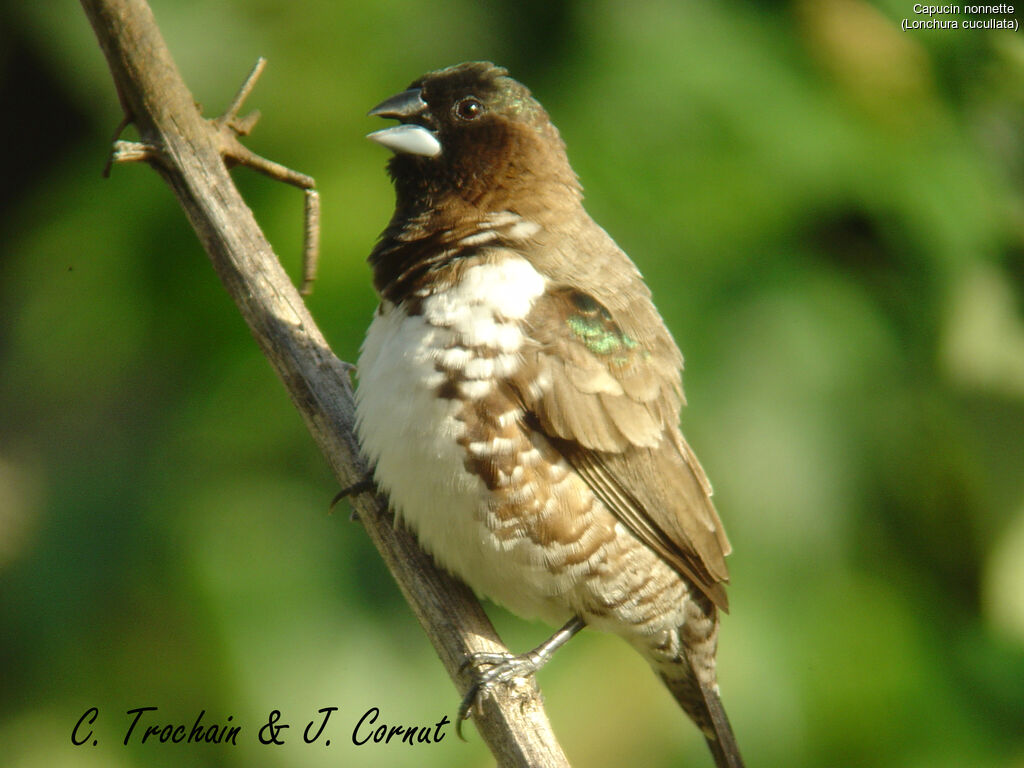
[368,62,579,216]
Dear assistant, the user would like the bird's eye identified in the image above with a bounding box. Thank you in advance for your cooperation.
[454,97,484,121]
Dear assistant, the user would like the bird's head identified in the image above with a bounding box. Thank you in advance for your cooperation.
[368,62,579,216]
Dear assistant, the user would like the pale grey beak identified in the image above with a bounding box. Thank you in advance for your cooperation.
[367,87,442,158]
[367,125,441,157]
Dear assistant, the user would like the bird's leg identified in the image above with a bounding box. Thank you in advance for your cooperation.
[456,616,586,738]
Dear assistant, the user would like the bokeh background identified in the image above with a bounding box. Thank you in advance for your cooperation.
[2,1,1024,766]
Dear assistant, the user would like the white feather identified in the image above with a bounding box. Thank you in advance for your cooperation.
[357,257,585,621]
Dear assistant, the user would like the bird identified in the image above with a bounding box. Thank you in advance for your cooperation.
[354,61,744,768]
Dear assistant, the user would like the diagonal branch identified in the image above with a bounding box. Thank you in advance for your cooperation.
[78,1,571,765]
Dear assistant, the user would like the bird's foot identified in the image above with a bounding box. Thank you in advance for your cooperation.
[456,650,543,739]
[455,616,586,739]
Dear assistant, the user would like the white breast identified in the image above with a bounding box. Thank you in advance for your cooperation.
[355,256,569,620]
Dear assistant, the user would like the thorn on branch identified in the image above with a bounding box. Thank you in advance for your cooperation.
[103,113,136,177]
[217,56,267,134]
[111,139,162,165]
[232,109,261,137]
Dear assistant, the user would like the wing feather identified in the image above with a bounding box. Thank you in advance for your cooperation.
[512,282,732,610]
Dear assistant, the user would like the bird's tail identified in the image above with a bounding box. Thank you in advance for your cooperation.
[658,668,745,768]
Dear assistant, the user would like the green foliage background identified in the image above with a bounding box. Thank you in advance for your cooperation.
[2,1,1023,766]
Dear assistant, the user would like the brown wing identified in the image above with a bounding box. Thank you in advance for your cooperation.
[511,283,733,611]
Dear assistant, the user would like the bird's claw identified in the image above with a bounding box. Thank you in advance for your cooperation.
[454,617,586,738]
[330,476,377,520]
[455,650,544,739]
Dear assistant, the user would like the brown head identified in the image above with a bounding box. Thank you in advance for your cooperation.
[368,62,580,220]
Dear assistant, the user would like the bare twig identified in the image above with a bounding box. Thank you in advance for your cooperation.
[211,56,322,295]
[78,1,571,765]
[301,188,321,295]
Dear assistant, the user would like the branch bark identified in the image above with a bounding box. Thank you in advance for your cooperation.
[79,1,571,765]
